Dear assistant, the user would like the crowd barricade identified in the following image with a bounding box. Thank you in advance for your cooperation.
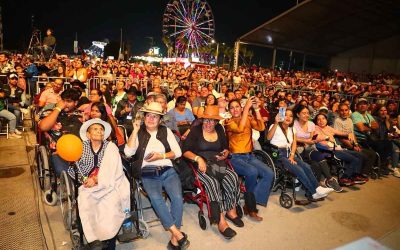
[89,76,152,95]
[32,76,73,95]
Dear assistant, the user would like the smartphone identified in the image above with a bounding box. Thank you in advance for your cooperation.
[312,134,318,140]
[144,152,154,161]
[278,107,286,122]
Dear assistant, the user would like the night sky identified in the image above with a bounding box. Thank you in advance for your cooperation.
[2,0,295,56]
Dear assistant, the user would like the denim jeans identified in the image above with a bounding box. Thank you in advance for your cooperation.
[277,149,319,196]
[230,153,274,206]
[7,104,22,127]
[334,150,361,177]
[0,109,17,133]
[141,167,183,229]
[51,154,69,177]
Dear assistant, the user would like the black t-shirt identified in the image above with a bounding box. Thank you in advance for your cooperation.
[182,123,228,160]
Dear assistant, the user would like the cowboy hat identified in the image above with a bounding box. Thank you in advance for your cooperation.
[139,102,165,116]
[199,105,222,120]
[79,118,112,141]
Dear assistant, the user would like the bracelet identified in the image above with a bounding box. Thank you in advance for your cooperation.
[254,108,260,112]
[194,156,199,162]
[163,153,166,159]
[54,107,62,112]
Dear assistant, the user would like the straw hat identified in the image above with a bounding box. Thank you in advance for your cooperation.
[139,102,165,116]
[199,105,223,120]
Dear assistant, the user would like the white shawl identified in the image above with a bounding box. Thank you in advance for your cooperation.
[77,142,130,243]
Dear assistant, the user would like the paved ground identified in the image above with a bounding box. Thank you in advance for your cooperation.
[2,120,400,250]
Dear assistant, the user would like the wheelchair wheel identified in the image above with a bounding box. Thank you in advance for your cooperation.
[253,150,277,189]
[44,189,58,206]
[37,145,50,191]
[279,193,293,209]
[138,219,150,239]
[236,203,244,219]
[198,211,208,230]
[60,171,74,230]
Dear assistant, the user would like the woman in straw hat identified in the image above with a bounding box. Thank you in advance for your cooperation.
[124,102,190,250]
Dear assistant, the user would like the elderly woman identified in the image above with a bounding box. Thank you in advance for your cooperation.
[225,97,274,221]
[124,102,189,250]
[314,113,368,186]
[182,105,242,239]
[73,118,130,249]
[267,110,335,202]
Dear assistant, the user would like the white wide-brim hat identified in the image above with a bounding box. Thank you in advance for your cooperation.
[79,118,112,141]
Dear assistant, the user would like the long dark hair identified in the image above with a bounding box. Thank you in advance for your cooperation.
[91,102,108,121]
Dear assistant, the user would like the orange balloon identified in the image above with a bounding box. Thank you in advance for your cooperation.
[56,134,83,162]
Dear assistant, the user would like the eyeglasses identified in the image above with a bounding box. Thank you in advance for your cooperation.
[145,113,160,119]
[203,119,216,124]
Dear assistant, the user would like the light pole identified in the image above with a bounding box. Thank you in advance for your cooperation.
[211,39,223,66]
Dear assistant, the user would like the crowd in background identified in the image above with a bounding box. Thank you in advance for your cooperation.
[1,50,400,248]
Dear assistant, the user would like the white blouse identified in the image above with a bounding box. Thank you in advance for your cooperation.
[124,127,182,168]
[269,125,297,148]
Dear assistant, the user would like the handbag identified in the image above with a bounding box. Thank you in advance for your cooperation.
[206,159,227,182]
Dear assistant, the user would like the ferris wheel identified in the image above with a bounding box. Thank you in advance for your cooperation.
[162,0,215,58]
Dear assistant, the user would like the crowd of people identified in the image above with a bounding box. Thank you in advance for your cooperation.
[1,50,400,249]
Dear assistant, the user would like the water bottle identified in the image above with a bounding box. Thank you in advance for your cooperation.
[294,178,300,192]
[122,208,132,233]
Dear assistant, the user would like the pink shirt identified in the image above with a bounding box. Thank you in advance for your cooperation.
[39,88,62,106]
[83,103,113,120]
[314,125,343,150]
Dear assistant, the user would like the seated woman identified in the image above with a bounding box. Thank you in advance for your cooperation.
[267,109,334,202]
[182,105,242,239]
[196,94,217,118]
[73,118,130,249]
[124,102,189,250]
[293,105,342,192]
[167,96,195,138]
[225,97,274,221]
[314,113,368,186]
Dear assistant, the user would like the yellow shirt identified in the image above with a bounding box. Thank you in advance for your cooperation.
[225,116,265,153]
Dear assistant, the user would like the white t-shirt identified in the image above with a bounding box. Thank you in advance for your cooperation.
[269,125,296,148]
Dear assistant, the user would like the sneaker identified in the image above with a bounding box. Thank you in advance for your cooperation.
[312,192,326,199]
[339,178,355,187]
[9,133,22,139]
[316,186,334,196]
[393,168,400,178]
[326,178,343,193]
[14,129,22,135]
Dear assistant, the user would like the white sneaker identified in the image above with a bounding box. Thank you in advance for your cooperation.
[14,129,22,135]
[393,168,400,178]
[316,186,334,195]
[9,133,22,139]
[312,192,327,199]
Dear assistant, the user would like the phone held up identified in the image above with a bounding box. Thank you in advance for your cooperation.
[278,107,286,122]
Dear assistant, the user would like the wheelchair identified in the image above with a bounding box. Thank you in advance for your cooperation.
[59,158,150,249]
[258,144,308,209]
[182,158,244,230]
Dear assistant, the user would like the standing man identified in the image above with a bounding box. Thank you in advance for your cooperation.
[43,28,56,60]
